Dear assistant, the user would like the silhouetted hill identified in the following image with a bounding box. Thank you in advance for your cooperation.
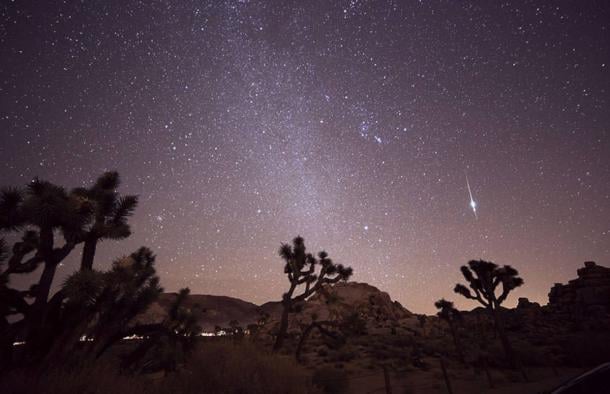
[139,282,411,331]
[138,292,263,331]
[302,281,412,320]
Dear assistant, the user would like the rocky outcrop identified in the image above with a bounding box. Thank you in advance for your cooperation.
[548,261,610,315]
[139,293,263,331]
[261,282,411,322]
[517,297,540,309]
[300,282,412,322]
[260,282,412,338]
[140,282,411,333]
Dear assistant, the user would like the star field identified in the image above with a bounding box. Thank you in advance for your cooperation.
[1,1,609,313]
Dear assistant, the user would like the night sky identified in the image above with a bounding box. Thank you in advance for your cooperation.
[1,1,609,313]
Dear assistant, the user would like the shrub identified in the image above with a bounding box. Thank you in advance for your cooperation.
[0,364,144,394]
[514,342,548,366]
[1,342,314,394]
[564,332,610,367]
[329,347,356,363]
[312,368,349,394]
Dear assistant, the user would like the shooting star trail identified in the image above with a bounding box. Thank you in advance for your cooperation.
[466,173,478,219]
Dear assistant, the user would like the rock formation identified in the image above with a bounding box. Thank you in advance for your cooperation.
[298,281,412,322]
[140,282,411,334]
[138,293,263,331]
[516,297,540,309]
[548,261,610,315]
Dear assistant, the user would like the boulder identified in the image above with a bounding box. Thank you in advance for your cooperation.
[517,297,540,309]
[301,281,412,322]
[548,261,610,315]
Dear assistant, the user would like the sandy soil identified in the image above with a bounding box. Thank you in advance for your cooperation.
[330,367,583,394]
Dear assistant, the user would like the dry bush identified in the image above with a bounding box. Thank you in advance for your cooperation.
[329,346,357,363]
[311,368,349,394]
[1,363,145,394]
[172,342,314,394]
[1,342,315,394]
[564,331,610,367]
[513,341,549,366]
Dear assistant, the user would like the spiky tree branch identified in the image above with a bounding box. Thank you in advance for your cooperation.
[73,172,138,271]
[434,298,464,362]
[453,259,524,368]
[273,236,352,352]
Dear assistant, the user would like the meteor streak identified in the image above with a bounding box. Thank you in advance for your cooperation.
[466,173,478,219]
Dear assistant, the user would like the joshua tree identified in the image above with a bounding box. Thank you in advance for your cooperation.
[273,236,352,352]
[121,287,201,374]
[295,316,342,363]
[0,235,26,367]
[417,314,428,336]
[435,299,464,363]
[0,174,150,368]
[0,232,36,325]
[72,171,138,271]
[47,247,164,363]
[454,259,523,367]
[0,173,136,310]
[2,180,92,335]
[294,289,360,363]
[46,261,195,375]
[0,183,84,365]
[296,308,366,363]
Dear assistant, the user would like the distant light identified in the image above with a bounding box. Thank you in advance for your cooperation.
[198,332,216,337]
[123,334,145,340]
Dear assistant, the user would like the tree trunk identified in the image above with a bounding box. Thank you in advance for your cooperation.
[81,237,97,271]
[32,226,56,313]
[295,322,316,363]
[439,356,453,394]
[25,260,59,357]
[448,320,464,363]
[0,320,20,370]
[41,307,90,366]
[33,261,58,309]
[490,307,516,368]
[273,301,290,352]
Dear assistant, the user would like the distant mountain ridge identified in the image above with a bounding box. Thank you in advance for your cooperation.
[139,282,411,331]
[138,293,262,331]
[138,262,609,332]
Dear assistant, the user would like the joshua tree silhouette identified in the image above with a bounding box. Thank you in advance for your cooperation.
[434,298,464,363]
[36,247,163,364]
[121,287,201,374]
[0,173,150,368]
[273,236,352,352]
[454,259,523,368]
[0,179,92,349]
[71,171,138,271]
